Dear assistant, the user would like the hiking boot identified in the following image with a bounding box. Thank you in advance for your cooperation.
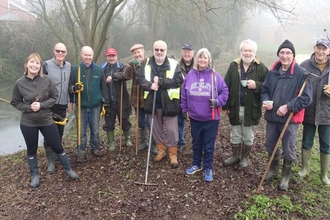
[92,148,103,157]
[186,165,203,175]
[204,168,213,182]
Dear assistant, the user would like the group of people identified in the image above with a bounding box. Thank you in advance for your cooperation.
[10,37,330,189]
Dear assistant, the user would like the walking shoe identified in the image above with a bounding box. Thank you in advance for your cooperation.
[185,165,203,175]
[204,168,213,182]
[91,149,104,157]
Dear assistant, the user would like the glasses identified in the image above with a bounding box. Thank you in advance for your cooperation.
[154,48,165,52]
[55,50,67,54]
[279,51,293,56]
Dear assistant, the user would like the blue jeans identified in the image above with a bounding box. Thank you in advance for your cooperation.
[178,111,185,147]
[78,105,101,151]
[302,122,330,154]
[190,118,219,169]
[134,107,150,130]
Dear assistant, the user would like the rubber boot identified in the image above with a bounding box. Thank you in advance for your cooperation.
[239,144,252,168]
[320,153,330,187]
[75,149,87,163]
[168,146,178,169]
[138,127,148,151]
[153,143,166,162]
[27,155,39,188]
[107,130,115,151]
[278,159,292,191]
[265,153,280,181]
[151,139,157,155]
[298,148,312,177]
[223,144,241,166]
[123,130,133,147]
[57,152,79,179]
[45,147,56,174]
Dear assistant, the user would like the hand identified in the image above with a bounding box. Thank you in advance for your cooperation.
[324,85,330,97]
[103,104,110,116]
[67,102,73,114]
[129,59,140,68]
[106,76,112,83]
[31,102,40,112]
[209,99,217,108]
[262,101,273,110]
[153,76,159,85]
[151,83,159,91]
[72,82,84,93]
[247,79,256,89]
[277,104,288,116]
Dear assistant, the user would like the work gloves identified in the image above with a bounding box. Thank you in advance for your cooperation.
[129,59,140,68]
[209,99,217,108]
[324,85,330,97]
[72,82,84,93]
[101,104,110,116]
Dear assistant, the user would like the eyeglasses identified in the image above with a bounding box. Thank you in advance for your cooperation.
[154,48,165,52]
[279,51,293,56]
[55,50,67,54]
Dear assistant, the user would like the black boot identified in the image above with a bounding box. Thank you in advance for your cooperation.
[265,153,280,181]
[57,152,79,179]
[278,159,293,191]
[45,147,55,174]
[27,155,39,188]
[138,127,148,151]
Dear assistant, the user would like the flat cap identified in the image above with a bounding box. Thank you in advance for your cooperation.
[130,44,144,52]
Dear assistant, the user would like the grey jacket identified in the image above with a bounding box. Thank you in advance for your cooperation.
[300,55,330,125]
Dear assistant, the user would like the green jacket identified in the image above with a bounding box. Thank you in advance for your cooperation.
[222,57,268,126]
[70,63,109,108]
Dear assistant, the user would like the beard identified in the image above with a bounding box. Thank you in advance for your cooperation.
[241,56,255,64]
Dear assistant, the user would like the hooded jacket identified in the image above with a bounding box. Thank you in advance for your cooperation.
[300,54,330,125]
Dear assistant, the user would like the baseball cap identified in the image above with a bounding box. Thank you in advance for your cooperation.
[182,44,193,50]
[130,44,144,52]
[315,38,330,48]
[105,48,117,56]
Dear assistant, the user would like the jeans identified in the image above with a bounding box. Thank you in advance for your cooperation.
[78,105,101,151]
[302,122,330,154]
[134,107,150,130]
[178,111,185,147]
[190,118,219,170]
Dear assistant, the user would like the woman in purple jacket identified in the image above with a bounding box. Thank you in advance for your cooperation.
[181,48,229,182]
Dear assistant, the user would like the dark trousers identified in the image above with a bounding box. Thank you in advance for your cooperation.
[103,102,132,131]
[134,107,150,130]
[21,124,63,156]
[302,122,330,154]
[190,118,219,170]
[44,104,66,147]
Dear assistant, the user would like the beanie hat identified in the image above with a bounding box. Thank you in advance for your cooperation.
[277,39,295,57]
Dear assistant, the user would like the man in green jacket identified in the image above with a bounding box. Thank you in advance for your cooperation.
[222,39,268,168]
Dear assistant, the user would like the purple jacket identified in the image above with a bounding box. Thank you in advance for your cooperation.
[181,67,229,121]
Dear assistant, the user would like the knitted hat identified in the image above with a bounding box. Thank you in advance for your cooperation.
[277,39,295,57]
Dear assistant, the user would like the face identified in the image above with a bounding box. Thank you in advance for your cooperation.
[106,54,118,64]
[26,56,41,77]
[80,47,94,66]
[153,41,167,64]
[133,48,145,62]
[197,52,209,71]
[314,45,329,62]
[54,43,67,63]
[240,43,255,64]
[278,48,294,69]
[182,49,194,64]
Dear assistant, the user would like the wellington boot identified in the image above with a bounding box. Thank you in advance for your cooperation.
[223,144,241,166]
[320,153,330,187]
[123,130,133,147]
[74,149,87,163]
[153,143,166,162]
[57,152,79,179]
[151,140,158,155]
[298,148,312,177]
[168,146,178,169]
[138,127,148,151]
[278,160,292,191]
[107,130,115,151]
[239,144,252,168]
[265,153,280,181]
[27,155,39,188]
[45,147,55,174]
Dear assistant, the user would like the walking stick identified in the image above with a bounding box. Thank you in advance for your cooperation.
[135,84,139,155]
[256,75,310,193]
[212,70,221,116]
[77,66,81,151]
[119,80,123,151]
[211,71,215,120]
[134,90,158,186]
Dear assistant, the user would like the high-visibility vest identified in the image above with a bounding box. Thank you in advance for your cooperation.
[144,58,180,100]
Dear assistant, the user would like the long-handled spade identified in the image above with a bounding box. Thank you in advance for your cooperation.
[134,90,158,186]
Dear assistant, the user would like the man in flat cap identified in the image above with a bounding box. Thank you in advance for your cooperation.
[129,44,157,154]
[261,39,313,191]
[299,38,330,187]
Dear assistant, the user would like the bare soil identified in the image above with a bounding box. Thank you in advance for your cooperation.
[0,115,315,219]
